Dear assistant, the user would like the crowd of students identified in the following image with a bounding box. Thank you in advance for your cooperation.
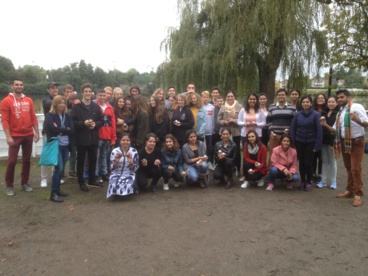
[2,79,367,207]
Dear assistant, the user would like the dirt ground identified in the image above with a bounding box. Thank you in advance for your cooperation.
[0,156,368,276]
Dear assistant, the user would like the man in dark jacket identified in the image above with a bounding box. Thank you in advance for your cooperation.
[71,83,103,191]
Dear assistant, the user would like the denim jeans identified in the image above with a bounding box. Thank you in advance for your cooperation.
[321,144,336,184]
[187,162,208,182]
[96,140,110,176]
[68,139,77,172]
[52,145,69,192]
[269,166,299,184]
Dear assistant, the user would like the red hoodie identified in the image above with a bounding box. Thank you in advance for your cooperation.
[98,103,116,144]
[1,93,38,137]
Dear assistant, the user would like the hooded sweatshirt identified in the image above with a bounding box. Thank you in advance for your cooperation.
[1,93,38,137]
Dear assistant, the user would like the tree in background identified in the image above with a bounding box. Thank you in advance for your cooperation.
[157,0,329,102]
[0,57,156,96]
[325,0,368,70]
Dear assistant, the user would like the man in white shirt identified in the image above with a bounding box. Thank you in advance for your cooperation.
[333,89,368,207]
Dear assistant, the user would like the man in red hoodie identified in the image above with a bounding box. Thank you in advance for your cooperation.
[95,89,116,183]
[1,79,39,196]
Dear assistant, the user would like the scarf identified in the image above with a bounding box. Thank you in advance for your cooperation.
[247,143,259,155]
[334,101,352,157]
[224,100,238,118]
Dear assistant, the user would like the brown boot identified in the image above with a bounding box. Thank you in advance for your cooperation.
[336,191,353,198]
[198,173,207,188]
[352,196,362,207]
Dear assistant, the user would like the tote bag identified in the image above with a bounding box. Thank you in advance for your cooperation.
[39,137,59,166]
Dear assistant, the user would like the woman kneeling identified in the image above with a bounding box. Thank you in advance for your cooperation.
[266,134,299,191]
[241,130,268,189]
[161,134,187,190]
[213,128,237,189]
[182,130,209,188]
[136,133,162,193]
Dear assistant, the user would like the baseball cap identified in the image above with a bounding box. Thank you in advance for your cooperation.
[47,82,60,89]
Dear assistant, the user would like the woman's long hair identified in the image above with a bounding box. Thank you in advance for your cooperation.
[151,95,166,124]
[246,130,262,147]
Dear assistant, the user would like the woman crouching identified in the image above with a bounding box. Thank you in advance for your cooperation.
[107,133,139,198]
[213,128,237,189]
[182,130,209,188]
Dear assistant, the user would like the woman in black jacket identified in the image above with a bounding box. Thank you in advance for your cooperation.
[45,96,74,202]
[318,96,340,189]
[149,95,169,149]
[171,94,195,147]
[213,128,237,189]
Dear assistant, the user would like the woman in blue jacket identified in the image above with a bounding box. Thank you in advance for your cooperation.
[45,96,74,202]
[160,134,187,191]
[290,95,322,191]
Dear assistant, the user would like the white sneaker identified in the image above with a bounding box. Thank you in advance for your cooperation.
[173,182,180,188]
[241,181,249,188]
[40,178,47,188]
[257,178,264,187]
[60,179,65,184]
[163,183,169,191]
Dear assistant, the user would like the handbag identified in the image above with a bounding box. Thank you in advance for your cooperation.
[39,137,59,166]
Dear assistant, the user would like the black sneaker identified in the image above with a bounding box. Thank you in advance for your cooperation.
[88,181,103,188]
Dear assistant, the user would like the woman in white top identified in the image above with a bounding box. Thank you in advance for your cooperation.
[237,93,266,181]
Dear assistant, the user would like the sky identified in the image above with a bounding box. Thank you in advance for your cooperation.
[0,0,180,73]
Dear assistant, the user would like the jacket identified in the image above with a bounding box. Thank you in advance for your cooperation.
[290,108,322,151]
[70,101,103,146]
[217,101,242,137]
[321,110,337,146]
[213,140,237,163]
[160,148,184,173]
[0,93,38,137]
[195,107,207,138]
[98,103,116,144]
[271,145,298,174]
[243,142,268,175]
[45,112,74,141]
[171,106,194,144]
[182,141,206,170]
[133,110,150,147]
[237,109,266,137]
[150,111,169,143]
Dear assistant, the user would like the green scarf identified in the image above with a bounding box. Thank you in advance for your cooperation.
[334,101,352,157]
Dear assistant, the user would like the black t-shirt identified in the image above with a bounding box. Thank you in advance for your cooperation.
[138,147,161,170]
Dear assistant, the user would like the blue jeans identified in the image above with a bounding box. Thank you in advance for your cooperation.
[187,162,208,182]
[68,139,77,172]
[321,144,337,184]
[96,140,110,176]
[269,166,299,184]
[52,145,69,193]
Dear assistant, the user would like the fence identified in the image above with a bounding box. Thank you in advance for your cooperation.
[0,114,44,158]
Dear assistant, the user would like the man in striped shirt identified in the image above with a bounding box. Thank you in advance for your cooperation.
[267,88,296,164]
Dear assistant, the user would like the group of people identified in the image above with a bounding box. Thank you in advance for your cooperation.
[1,79,367,207]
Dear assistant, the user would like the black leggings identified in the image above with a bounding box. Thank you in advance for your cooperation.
[136,166,162,189]
[213,158,235,181]
[295,141,314,183]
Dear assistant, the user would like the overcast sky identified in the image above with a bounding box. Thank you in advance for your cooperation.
[1,0,179,73]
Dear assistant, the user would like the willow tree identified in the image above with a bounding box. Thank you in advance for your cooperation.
[157,0,329,101]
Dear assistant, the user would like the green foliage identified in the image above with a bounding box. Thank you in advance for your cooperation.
[0,57,156,97]
[325,1,368,70]
[158,0,329,102]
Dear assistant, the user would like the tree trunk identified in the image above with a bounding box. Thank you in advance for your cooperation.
[258,63,277,104]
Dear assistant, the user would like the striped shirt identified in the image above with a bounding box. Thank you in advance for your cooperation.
[267,102,296,135]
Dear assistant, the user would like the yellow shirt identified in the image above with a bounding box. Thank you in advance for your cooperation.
[191,106,199,130]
